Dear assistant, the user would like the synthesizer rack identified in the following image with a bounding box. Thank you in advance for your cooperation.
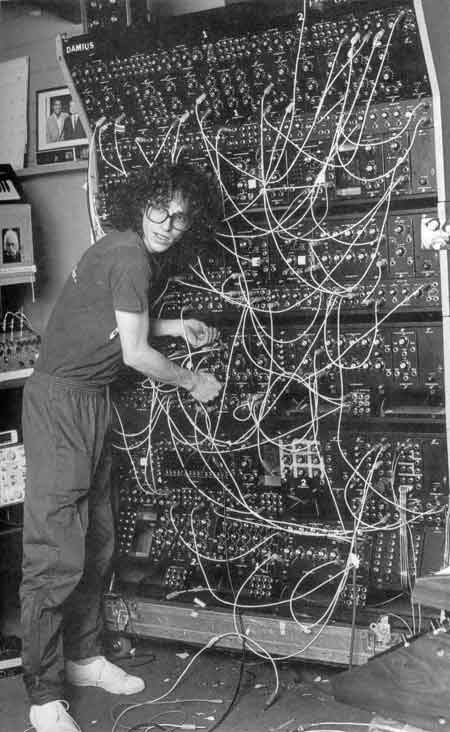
[58,0,450,664]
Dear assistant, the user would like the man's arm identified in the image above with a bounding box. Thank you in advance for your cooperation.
[150,318,184,339]
[116,309,222,402]
[150,317,218,347]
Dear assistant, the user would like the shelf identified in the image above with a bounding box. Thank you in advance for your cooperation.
[0,655,22,673]
[0,368,33,389]
[0,267,36,286]
[16,161,88,178]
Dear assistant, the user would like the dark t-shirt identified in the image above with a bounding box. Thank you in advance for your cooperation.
[36,229,163,387]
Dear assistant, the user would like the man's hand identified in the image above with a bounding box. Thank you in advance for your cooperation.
[189,370,222,403]
[183,319,219,347]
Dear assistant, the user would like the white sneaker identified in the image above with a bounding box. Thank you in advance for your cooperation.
[65,656,145,695]
[30,700,80,732]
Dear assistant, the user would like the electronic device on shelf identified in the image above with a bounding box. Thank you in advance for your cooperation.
[0,165,24,204]
[0,430,25,508]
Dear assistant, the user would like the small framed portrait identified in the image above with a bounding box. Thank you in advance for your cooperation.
[0,204,34,285]
[36,87,89,165]
[2,227,22,263]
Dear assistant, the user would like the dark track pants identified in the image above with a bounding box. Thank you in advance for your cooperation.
[20,371,115,705]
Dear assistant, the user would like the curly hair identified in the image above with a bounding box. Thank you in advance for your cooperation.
[105,161,222,270]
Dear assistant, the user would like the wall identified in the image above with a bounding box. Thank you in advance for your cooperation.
[0,3,89,331]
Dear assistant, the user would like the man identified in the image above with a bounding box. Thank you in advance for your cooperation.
[21,162,223,732]
[46,99,68,143]
[62,100,85,141]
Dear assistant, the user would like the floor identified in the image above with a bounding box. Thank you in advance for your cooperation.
[0,637,381,732]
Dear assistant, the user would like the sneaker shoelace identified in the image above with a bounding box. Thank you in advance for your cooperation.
[51,700,81,732]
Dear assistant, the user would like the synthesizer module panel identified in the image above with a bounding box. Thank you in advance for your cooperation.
[59,0,450,661]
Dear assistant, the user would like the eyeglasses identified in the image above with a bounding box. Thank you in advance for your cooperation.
[145,203,191,232]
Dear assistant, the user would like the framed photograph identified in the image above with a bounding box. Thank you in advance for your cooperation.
[36,86,89,165]
[2,227,22,263]
[0,204,36,285]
